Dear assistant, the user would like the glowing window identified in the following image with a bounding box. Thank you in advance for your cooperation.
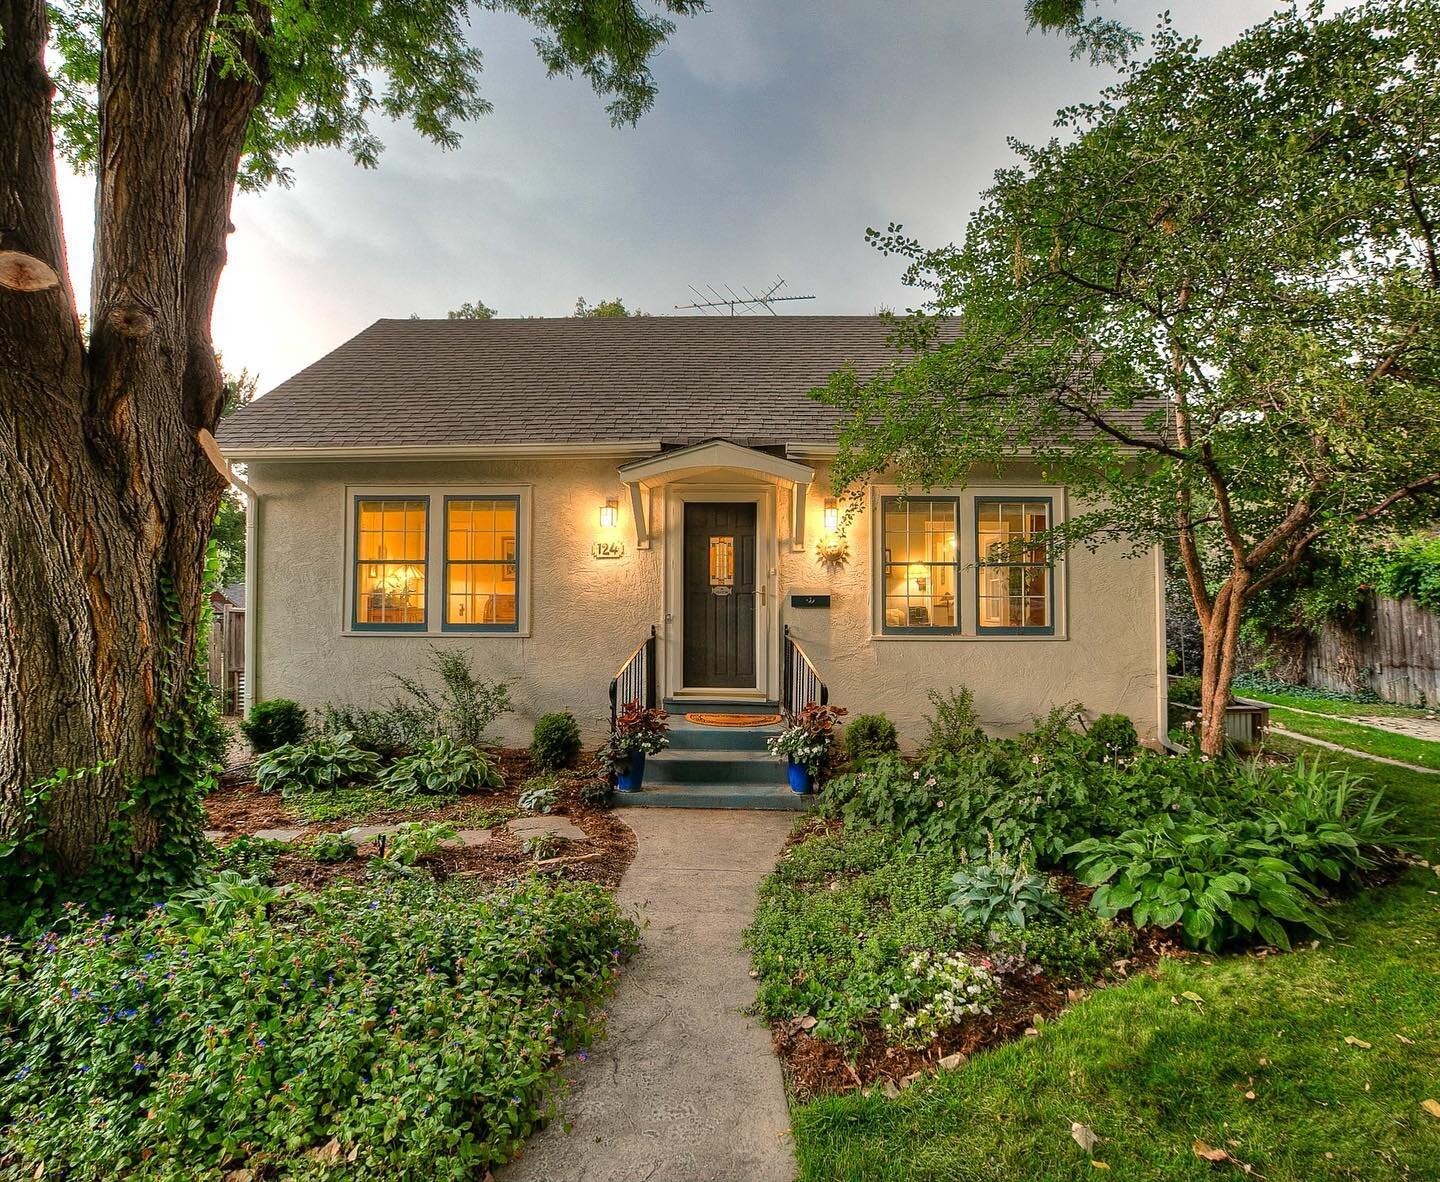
[977,499,1052,633]
[445,497,520,630]
[880,497,959,633]
[709,536,735,586]
[354,498,428,629]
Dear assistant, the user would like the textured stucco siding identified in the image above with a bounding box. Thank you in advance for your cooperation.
[247,457,1161,747]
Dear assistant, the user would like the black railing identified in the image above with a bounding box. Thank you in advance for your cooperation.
[781,625,828,714]
[609,625,658,730]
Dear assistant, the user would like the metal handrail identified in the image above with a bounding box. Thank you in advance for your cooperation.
[609,625,658,730]
[781,624,829,714]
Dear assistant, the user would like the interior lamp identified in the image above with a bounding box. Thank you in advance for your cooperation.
[600,497,619,528]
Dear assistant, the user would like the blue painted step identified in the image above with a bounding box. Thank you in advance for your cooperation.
[612,782,813,811]
[645,749,788,787]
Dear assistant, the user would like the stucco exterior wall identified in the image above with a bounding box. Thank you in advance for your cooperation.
[247,456,1162,747]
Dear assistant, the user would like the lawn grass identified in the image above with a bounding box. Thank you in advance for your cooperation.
[1241,688,1435,720]
[1266,707,1440,771]
[788,747,1440,1182]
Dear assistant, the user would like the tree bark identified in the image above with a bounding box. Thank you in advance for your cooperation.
[0,0,234,879]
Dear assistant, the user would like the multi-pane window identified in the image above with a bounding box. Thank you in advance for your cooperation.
[880,497,959,632]
[354,498,428,629]
[977,498,1052,633]
[444,497,520,630]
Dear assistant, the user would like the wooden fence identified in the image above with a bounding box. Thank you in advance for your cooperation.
[1306,595,1439,706]
[208,605,245,715]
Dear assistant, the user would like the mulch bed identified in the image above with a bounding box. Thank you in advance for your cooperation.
[203,750,638,892]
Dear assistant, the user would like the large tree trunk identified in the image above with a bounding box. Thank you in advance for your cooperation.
[0,0,245,882]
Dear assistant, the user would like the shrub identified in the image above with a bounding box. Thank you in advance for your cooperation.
[577,776,612,807]
[532,712,583,771]
[254,732,380,794]
[922,686,987,757]
[0,876,637,1180]
[1168,676,1203,707]
[1087,712,1139,760]
[844,713,899,767]
[319,702,423,759]
[947,839,1068,931]
[391,646,514,747]
[376,736,503,798]
[239,698,308,754]
[518,774,561,815]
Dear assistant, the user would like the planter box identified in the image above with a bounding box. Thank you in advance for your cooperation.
[1167,699,1271,749]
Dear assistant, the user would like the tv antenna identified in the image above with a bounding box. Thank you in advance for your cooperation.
[675,276,816,316]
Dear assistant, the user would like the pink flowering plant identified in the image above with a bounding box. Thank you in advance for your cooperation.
[0,875,638,1179]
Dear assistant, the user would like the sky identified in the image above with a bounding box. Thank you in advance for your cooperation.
[55,0,1277,393]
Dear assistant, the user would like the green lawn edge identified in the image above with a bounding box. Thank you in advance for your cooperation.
[1266,707,1440,771]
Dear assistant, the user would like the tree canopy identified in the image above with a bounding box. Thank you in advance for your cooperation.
[819,0,1440,752]
[447,299,498,319]
[574,295,643,317]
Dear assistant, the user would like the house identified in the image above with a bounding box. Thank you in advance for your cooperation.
[217,316,1166,748]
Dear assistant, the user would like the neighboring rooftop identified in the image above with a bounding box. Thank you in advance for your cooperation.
[217,316,907,453]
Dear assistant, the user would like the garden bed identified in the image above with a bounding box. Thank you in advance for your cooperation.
[204,749,638,890]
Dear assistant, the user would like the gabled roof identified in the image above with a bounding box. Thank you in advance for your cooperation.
[217,316,909,454]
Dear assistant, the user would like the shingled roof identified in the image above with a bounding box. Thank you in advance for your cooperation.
[217,316,908,453]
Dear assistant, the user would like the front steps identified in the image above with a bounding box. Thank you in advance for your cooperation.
[611,715,812,811]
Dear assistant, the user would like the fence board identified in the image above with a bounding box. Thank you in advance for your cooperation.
[1307,595,1439,706]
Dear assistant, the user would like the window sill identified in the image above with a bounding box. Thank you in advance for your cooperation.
[342,629,530,640]
[867,632,1066,643]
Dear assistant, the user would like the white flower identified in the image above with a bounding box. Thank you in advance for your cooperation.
[912,770,921,780]
[1030,754,1041,765]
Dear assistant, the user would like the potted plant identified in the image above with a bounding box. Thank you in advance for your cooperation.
[768,704,847,794]
[603,700,670,792]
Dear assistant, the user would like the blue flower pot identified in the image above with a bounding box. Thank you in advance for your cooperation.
[787,758,813,795]
[616,749,646,793]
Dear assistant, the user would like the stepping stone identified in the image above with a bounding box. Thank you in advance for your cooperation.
[343,824,399,842]
[252,827,305,843]
[451,829,492,848]
[203,830,227,843]
[507,815,588,842]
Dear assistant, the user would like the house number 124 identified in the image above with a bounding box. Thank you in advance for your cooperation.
[591,540,626,559]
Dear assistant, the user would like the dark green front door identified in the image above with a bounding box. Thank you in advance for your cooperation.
[683,501,757,689]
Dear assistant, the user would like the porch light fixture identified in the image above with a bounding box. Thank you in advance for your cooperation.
[599,497,619,528]
[823,498,839,534]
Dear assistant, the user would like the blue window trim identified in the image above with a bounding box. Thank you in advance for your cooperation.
[879,495,962,636]
[352,495,429,632]
[441,494,522,634]
[974,495,1056,636]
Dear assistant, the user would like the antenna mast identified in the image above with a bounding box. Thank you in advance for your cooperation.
[674,276,816,316]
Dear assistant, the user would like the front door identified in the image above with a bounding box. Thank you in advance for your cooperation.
[683,501,758,689]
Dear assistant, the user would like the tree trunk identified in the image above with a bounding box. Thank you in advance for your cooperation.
[1,0,232,884]
[1196,572,1248,757]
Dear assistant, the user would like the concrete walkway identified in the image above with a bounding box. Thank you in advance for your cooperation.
[501,809,797,1182]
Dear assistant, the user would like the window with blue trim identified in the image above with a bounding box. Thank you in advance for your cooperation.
[977,498,1053,633]
[354,497,428,629]
[444,497,520,631]
[880,496,960,633]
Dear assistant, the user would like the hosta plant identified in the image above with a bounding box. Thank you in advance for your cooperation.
[383,821,458,865]
[376,736,503,798]
[306,831,358,863]
[169,870,284,928]
[1066,817,1331,951]
[947,838,1068,931]
[253,732,380,794]
[518,774,561,814]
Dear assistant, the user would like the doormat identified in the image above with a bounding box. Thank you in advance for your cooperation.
[684,712,782,727]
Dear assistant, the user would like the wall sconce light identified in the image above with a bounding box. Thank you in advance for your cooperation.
[823,497,839,534]
[599,497,619,528]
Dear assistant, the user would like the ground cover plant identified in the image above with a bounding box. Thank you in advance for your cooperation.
[0,873,637,1180]
[786,744,1440,1182]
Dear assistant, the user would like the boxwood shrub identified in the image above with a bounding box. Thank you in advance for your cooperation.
[0,875,637,1180]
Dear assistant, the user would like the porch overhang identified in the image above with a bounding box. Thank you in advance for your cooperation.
[617,439,815,552]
